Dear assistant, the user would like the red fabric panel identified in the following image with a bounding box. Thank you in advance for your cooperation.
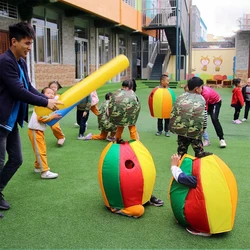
[184,158,210,233]
[148,88,158,117]
[120,142,144,208]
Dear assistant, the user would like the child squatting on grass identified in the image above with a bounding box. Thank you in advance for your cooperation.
[84,92,117,141]
[28,87,61,179]
[170,153,211,237]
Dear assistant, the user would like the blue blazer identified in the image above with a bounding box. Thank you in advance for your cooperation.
[0,49,48,126]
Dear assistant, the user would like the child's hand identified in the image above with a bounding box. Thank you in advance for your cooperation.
[83,111,87,117]
[52,113,62,120]
[171,154,181,167]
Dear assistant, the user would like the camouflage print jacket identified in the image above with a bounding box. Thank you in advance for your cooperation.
[169,92,205,139]
[108,89,141,126]
[98,100,117,132]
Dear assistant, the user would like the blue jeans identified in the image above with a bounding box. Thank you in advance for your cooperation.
[0,125,23,193]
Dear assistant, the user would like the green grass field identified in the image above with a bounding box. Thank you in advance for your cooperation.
[1,83,249,249]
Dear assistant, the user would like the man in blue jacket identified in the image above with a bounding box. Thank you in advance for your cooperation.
[0,22,62,218]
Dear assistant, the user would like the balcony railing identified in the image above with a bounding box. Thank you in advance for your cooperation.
[238,17,250,31]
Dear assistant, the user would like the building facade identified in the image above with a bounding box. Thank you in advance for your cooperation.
[0,0,156,88]
[235,14,250,82]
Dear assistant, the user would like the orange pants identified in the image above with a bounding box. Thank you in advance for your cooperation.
[28,129,49,173]
[92,131,116,140]
[50,122,64,140]
[91,105,99,116]
[116,125,137,141]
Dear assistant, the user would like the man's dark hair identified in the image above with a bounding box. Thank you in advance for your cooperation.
[122,80,133,90]
[187,77,204,91]
[105,92,113,100]
[9,22,36,45]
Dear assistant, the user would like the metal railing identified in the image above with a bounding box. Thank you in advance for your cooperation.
[238,16,250,31]
[147,41,160,78]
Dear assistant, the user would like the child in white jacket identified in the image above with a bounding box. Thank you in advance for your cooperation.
[28,87,61,179]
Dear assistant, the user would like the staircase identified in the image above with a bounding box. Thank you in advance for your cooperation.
[149,54,166,80]
[164,27,187,55]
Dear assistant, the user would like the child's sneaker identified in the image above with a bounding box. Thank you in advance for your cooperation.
[74,122,79,127]
[41,171,58,179]
[242,118,247,122]
[107,136,116,142]
[196,152,213,158]
[149,195,164,207]
[77,135,85,140]
[219,139,226,148]
[84,133,92,140]
[186,227,211,237]
[34,168,41,173]
[117,139,125,144]
[57,137,65,146]
[155,131,162,136]
[232,120,242,124]
[165,131,170,137]
[203,140,210,146]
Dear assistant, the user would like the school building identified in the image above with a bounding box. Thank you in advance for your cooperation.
[0,0,191,89]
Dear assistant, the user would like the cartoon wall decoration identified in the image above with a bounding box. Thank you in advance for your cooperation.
[213,56,223,72]
[200,56,210,71]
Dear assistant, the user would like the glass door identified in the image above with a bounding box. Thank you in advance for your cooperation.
[75,38,88,79]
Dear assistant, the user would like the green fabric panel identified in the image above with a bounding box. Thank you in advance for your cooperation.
[102,144,124,209]
[170,157,193,227]
[168,88,176,105]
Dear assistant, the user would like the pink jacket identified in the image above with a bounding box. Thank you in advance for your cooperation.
[202,86,221,109]
[91,90,99,106]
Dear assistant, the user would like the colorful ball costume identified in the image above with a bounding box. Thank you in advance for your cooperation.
[148,87,176,118]
[108,89,140,126]
[98,140,156,218]
[169,154,238,234]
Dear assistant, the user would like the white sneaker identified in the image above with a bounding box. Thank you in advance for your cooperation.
[57,138,65,146]
[203,140,210,146]
[74,122,79,127]
[220,139,226,148]
[242,118,247,122]
[41,171,58,179]
[34,168,41,173]
[186,227,211,237]
[77,135,85,140]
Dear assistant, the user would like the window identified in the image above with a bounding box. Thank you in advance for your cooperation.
[119,34,127,77]
[98,28,111,65]
[122,0,136,8]
[0,1,18,19]
[32,7,60,63]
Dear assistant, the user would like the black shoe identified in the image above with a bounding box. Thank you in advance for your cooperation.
[117,139,125,144]
[0,193,10,210]
[149,195,164,207]
[196,152,213,158]
[0,213,3,218]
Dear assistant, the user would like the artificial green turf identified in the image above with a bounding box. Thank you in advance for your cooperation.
[1,84,250,249]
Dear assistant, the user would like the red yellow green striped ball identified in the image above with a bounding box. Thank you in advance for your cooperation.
[98,140,156,210]
[148,87,176,118]
[169,154,237,234]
